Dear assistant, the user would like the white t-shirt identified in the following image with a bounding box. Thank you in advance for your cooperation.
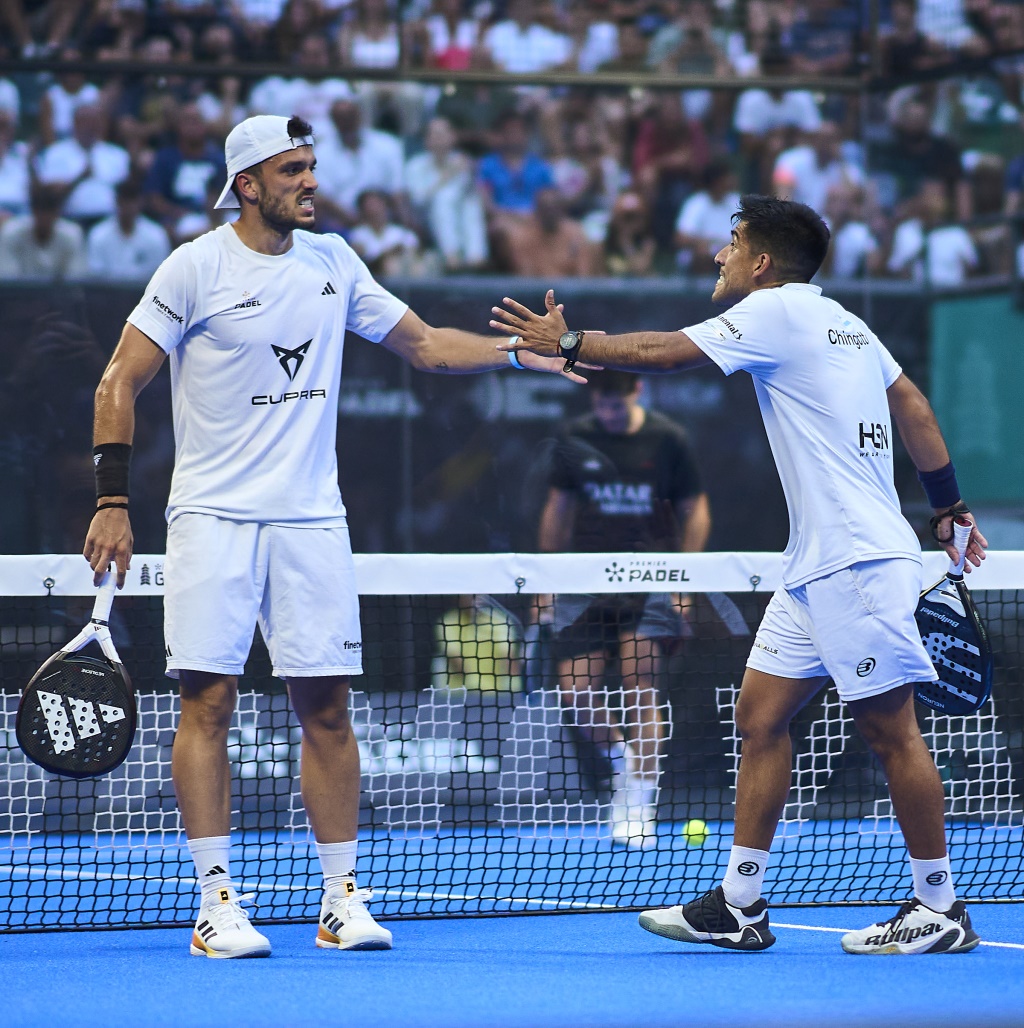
[34,138,131,219]
[127,223,408,525]
[87,214,171,281]
[314,127,405,214]
[484,22,572,73]
[675,190,741,256]
[830,221,878,278]
[733,89,823,135]
[772,145,863,215]
[887,219,978,287]
[683,283,920,588]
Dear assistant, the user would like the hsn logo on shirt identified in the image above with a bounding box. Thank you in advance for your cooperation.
[583,481,653,515]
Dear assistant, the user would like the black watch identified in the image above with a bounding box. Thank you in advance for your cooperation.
[558,330,584,372]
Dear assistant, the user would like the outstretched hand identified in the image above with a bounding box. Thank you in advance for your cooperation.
[491,289,569,358]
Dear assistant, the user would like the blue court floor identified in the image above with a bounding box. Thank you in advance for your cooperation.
[2,904,1023,1028]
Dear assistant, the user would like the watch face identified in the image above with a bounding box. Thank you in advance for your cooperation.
[559,331,579,355]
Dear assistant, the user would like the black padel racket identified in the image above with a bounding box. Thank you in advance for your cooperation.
[16,568,137,777]
[915,518,994,716]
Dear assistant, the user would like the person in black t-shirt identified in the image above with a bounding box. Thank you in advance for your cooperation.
[538,370,710,848]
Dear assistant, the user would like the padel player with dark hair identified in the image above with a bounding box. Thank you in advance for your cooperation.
[83,114,586,959]
[540,369,710,849]
[492,194,988,955]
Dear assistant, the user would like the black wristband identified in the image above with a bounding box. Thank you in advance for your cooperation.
[94,442,132,498]
[95,502,129,512]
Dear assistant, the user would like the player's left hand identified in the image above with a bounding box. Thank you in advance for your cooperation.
[935,510,988,572]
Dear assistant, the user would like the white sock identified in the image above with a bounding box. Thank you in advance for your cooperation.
[317,839,358,894]
[910,855,956,912]
[722,845,770,909]
[188,835,232,904]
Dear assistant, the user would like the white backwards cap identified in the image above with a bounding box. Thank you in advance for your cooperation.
[214,115,315,210]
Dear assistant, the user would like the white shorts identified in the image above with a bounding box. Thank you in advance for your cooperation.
[746,557,937,702]
[164,514,363,680]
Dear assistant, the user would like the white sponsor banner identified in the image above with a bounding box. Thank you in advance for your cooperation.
[0,552,1022,596]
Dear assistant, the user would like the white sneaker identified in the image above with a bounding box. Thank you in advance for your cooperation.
[190,886,271,959]
[639,886,775,951]
[610,770,658,849]
[841,898,980,954]
[610,803,658,849]
[316,878,393,951]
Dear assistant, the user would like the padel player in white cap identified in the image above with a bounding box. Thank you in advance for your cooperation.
[84,114,587,959]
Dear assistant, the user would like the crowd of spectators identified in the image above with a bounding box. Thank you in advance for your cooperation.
[2,0,1024,284]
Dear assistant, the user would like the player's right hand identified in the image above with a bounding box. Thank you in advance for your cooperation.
[84,508,134,587]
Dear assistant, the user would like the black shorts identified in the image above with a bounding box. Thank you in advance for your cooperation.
[550,593,683,661]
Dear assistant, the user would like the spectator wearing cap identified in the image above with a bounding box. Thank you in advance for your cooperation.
[0,184,87,280]
[0,106,30,224]
[673,160,740,274]
[87,179,171,281]
[34,102,131,227]
[143,102,226,242]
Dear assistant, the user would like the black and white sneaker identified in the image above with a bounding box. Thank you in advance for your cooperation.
[639,885,775,951]
[841,898,980,954]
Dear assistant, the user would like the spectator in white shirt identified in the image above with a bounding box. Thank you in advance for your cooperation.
[87,179,171,281]
[0,107,30,223]
[348,188,423,276]
[772,121,864,218]
[314,98,406,228]
[38,48,102,146]
[823,182,882,278]
[673,159,741,273]
[733,48,822,192]
[34,102,131,225]
[0,184,87,280]
[248,35,354,141]
[484,0,572,73]
[405,116,488,271]
[887,179,979,287]
[0,75,20,121]
[414,0,481,71]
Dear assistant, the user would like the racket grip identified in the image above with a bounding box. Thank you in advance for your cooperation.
[92,566,117,623]
[948,518,973,579]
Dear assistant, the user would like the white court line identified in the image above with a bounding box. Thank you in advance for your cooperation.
[774,921,1024,951]
[0,864,617,912]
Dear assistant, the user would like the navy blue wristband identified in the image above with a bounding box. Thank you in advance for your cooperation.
[918,461,959,509]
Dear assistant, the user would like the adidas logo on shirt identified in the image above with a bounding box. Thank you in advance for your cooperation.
[322,281,336,296]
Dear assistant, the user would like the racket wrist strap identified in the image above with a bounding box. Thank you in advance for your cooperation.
[929,499,971,543]
[917,461,959,510]
[94,442,132,498]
